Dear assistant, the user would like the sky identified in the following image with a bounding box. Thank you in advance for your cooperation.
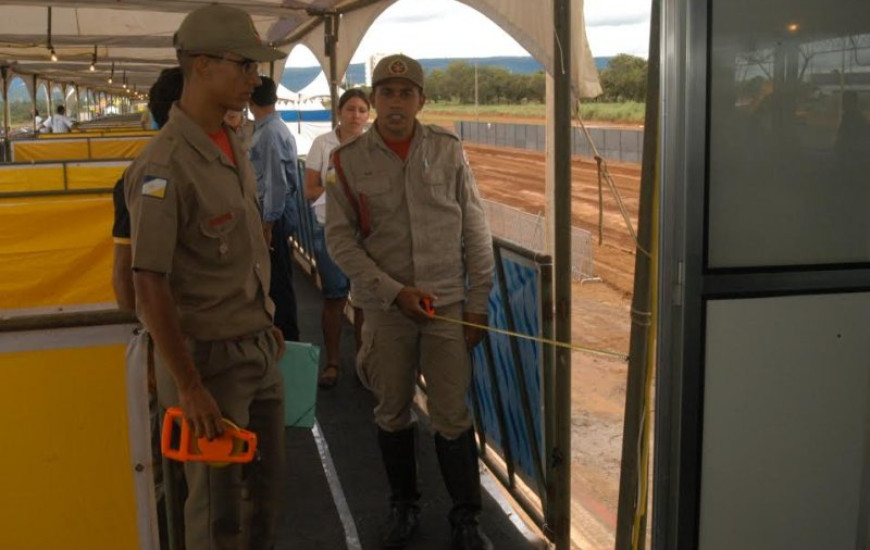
[286,0,650,68]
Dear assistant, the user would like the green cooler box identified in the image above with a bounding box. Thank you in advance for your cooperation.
[277,341,320,428]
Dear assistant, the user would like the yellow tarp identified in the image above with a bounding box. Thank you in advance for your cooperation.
[12,137,150,162]
[39,129,156,138]
[0,164,65,193]
[0,195,115,309]
[0,343,141,550]
[12,139,89,162]
[67,162,130,190]
[90,138,149,160]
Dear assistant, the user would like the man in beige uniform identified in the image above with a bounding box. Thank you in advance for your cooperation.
[325,54,495,550]
[125,6,287,550]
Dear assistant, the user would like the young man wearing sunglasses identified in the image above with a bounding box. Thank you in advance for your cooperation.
[124,5,287,549]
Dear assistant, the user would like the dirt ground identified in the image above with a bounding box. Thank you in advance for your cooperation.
[462,138,642,539]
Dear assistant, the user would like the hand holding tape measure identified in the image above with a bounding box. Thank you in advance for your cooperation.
[161,407,258,467]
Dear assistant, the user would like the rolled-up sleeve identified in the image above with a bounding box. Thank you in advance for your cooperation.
[456,143,494,314]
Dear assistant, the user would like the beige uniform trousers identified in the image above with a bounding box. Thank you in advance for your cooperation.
[358,302,473,439]
[154,329,285,550]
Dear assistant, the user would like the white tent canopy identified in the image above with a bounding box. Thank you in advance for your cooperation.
[295,71,345,101]
[276,82,296,101]
[0,0,600,99]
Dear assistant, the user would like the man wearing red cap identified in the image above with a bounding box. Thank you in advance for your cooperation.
[326,53,495,550]
[125,5,287,549]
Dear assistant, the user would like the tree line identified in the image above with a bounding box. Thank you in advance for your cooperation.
[412,54,647,104]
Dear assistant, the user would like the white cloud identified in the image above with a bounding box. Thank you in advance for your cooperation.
[286,0,650,68]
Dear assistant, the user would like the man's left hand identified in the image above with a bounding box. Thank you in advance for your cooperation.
[270,325,286,359]
[463,312,488,348]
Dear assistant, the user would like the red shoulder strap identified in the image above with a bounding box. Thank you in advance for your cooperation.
[332,150,371,237]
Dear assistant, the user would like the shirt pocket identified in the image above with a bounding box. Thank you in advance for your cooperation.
[355,173,398,215]
[422,165,457,205]
[198,211,240,265]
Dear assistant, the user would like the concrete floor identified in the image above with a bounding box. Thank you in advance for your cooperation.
[277,264,540,549]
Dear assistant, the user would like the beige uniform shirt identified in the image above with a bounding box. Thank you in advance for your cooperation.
[325,122,494,314]
[125,104,273,340]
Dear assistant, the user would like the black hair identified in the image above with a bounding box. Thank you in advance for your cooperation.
[148,67,184,128]
[56,105,65,115]
[338,88,370,110]
[251,76,278,107]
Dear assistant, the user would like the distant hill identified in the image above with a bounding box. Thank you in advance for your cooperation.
[282,55,612,92]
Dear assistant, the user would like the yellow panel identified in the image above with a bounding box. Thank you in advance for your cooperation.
[103,130,158,138]
[0,165,65,193]
[12,141,90,162]
[67,164,128,190]
[38,132,87,139]
[0,195,115,308]
[0,344,141,550]
[90,138,150,160]
[39,130,157,139]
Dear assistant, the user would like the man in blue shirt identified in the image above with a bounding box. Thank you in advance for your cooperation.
[249,76,300,341]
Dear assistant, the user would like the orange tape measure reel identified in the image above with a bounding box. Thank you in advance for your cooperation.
[161,407,257,466]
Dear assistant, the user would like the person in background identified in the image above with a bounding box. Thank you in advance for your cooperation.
[44,104,74,133]
[112,66,184,309]
[225,108,254,152]
[140,107,154,130]
[33,109,48,133]
[124,5,287,549]
[835,90,870,158]
[303,88,370,388]
[325,53,495,550]
[249,75,301,342]
[110,64,184,550]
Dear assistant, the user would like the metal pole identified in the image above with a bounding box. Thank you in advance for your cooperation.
[1,67,9,161]
[615,0,661,548]
[47,80,53,119]
[325,13,340,127]
[31,74,38,133]
[552,1,572,548]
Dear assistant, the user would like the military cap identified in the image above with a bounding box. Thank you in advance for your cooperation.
[372,54,424,89]
[174,4,285,62]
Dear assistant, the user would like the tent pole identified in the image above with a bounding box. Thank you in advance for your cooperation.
[325,13,339,127]
[1,66,9,161]
[552,1,573,549]
[614,0,661,548]
[31,74,38,133]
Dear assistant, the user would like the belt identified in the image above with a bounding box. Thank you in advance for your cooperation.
[227,328,270,342]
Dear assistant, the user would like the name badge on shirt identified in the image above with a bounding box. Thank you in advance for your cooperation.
[142,176,168,200]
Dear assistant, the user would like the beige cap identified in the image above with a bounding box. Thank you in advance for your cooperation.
[372,54,424,89]
[173,4,285,62]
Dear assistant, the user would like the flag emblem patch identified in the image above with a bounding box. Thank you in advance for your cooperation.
[142,176,168,199]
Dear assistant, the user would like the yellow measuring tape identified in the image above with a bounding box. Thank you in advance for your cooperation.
[426,311,629,361]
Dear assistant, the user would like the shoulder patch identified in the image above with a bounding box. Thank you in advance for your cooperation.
[142,176,168,199]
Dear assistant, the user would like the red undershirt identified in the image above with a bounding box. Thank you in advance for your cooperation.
[209,128,237,165]
[384,136,413,161]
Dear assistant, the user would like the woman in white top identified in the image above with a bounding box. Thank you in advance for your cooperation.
[304,88,370,388]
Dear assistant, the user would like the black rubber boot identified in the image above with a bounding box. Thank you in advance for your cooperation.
[435,429,493,550]
[378,426,421,548]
